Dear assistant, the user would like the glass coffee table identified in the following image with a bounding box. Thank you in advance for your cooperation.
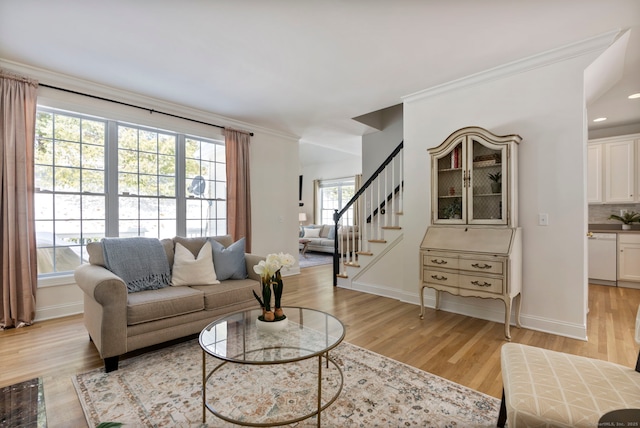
[199,307,345,427]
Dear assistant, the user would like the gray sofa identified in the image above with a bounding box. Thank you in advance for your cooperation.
[74,235,263,372]
[299,224,359,254]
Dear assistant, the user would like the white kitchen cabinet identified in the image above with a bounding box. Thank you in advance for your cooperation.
[604,140,635,203]
[588,134,640,204]
[587,144,603,203]
[618,234,640,282]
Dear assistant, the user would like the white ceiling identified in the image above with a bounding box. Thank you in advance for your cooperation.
[1,0,639,164]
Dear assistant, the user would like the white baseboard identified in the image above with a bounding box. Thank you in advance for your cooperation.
[34,301,84,322]
[342,281,587,341]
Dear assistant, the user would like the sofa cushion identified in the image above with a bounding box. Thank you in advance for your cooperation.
[302,228,321,238]
[126,286,205,325]
[172,235,233,260]
[320,225,333,238]
[210,237,248,280]
[171,241,220,286]
[191,279,258,311]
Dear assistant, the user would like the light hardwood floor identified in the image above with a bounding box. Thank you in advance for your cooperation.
[1,264,639,427]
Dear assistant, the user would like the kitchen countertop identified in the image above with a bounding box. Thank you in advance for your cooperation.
[589,224,640,233]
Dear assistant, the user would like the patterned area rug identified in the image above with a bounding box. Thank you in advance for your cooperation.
[298,251,333,268]
[73,340,500,427]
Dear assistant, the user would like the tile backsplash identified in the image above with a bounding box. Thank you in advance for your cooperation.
[589,203,640,224]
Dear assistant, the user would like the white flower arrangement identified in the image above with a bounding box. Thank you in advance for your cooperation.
[252,253,295,321]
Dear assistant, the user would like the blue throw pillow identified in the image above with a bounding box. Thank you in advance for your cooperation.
[209,237,248,280]
[327,227,336,240]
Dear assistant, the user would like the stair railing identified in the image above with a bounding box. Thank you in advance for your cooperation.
[333,141,404,285]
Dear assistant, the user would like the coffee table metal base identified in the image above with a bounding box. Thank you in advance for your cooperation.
[202,349,343,427]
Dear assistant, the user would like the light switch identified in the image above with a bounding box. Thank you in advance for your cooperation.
[538,213,549,226]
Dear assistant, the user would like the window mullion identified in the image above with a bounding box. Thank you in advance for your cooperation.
[105,120,119,237]
[176,134,186,237]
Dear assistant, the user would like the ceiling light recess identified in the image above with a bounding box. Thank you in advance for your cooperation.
[593,117,607,122]
[629,93,640,99]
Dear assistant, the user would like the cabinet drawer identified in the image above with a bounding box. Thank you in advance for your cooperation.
[459,274,503,294]
[459,258,504,275]
[424,254,459,269]
[423,269,458,287]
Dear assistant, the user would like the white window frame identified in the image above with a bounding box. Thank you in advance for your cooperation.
[317,177,355,226]
[34,106,226,283]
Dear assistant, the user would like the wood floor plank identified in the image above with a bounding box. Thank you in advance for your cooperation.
[1,263,639,427]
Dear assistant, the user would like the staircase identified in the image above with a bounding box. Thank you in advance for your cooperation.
[333,142,404,287]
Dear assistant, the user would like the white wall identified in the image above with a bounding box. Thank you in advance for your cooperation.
[399,44,610,339]
[362,104,404,181]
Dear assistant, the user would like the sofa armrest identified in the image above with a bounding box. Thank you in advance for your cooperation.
[74,264,128,359]
[244,253,265,282]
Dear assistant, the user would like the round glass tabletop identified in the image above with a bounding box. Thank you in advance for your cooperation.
[199,306,345,364]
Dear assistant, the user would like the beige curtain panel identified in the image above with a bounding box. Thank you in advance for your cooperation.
[0,69,39,329]
[224,128,252,253]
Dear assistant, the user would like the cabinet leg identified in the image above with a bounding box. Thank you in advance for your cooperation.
[435,290,440,310]
[514,293,522,328]
[419,286,425,319]
[503,298,512,341]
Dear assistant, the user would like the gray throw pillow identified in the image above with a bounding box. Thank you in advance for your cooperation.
[327,227,336,240]
[209,237,248,280]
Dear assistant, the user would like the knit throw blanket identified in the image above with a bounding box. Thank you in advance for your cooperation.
[102,237,171,293]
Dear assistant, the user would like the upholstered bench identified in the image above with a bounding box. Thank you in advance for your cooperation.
[498,306,640,427]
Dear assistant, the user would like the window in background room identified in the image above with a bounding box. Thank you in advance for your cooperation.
[34,107,226,278]
[318,177,355,225]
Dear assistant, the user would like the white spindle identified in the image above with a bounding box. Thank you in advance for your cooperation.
[391,157,396,226]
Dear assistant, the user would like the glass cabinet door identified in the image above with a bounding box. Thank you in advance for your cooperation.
[468,138,506,224]
[433,137,465,223]
[429,126,519,227]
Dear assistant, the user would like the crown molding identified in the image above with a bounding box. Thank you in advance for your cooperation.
[402,29,621,104]
[0,58,299,142]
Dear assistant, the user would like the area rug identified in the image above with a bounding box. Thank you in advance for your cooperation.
[73,340,500,427]
[298,251,333,268]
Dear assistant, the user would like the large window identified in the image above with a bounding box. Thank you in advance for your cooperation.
[34,107,226,277]
[318,177,355,225]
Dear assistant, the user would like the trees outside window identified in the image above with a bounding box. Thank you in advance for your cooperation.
[34,108,226,277]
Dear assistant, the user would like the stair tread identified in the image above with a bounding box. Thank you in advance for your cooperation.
[336,273,348,278]
[356,251,373,256]
[368,239,387,243]
[381,226,402,230]
[344,262,360,267]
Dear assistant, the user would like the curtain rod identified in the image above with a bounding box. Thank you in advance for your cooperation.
[39,83,254,136]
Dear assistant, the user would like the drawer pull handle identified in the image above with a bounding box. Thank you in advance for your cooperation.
[431,259,448,265]
[471,263,492,269]
[431,275,448,281]
[471,280,492,287]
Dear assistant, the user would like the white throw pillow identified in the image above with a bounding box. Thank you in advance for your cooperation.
[171,241,220,286]
[303,228,321,238]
